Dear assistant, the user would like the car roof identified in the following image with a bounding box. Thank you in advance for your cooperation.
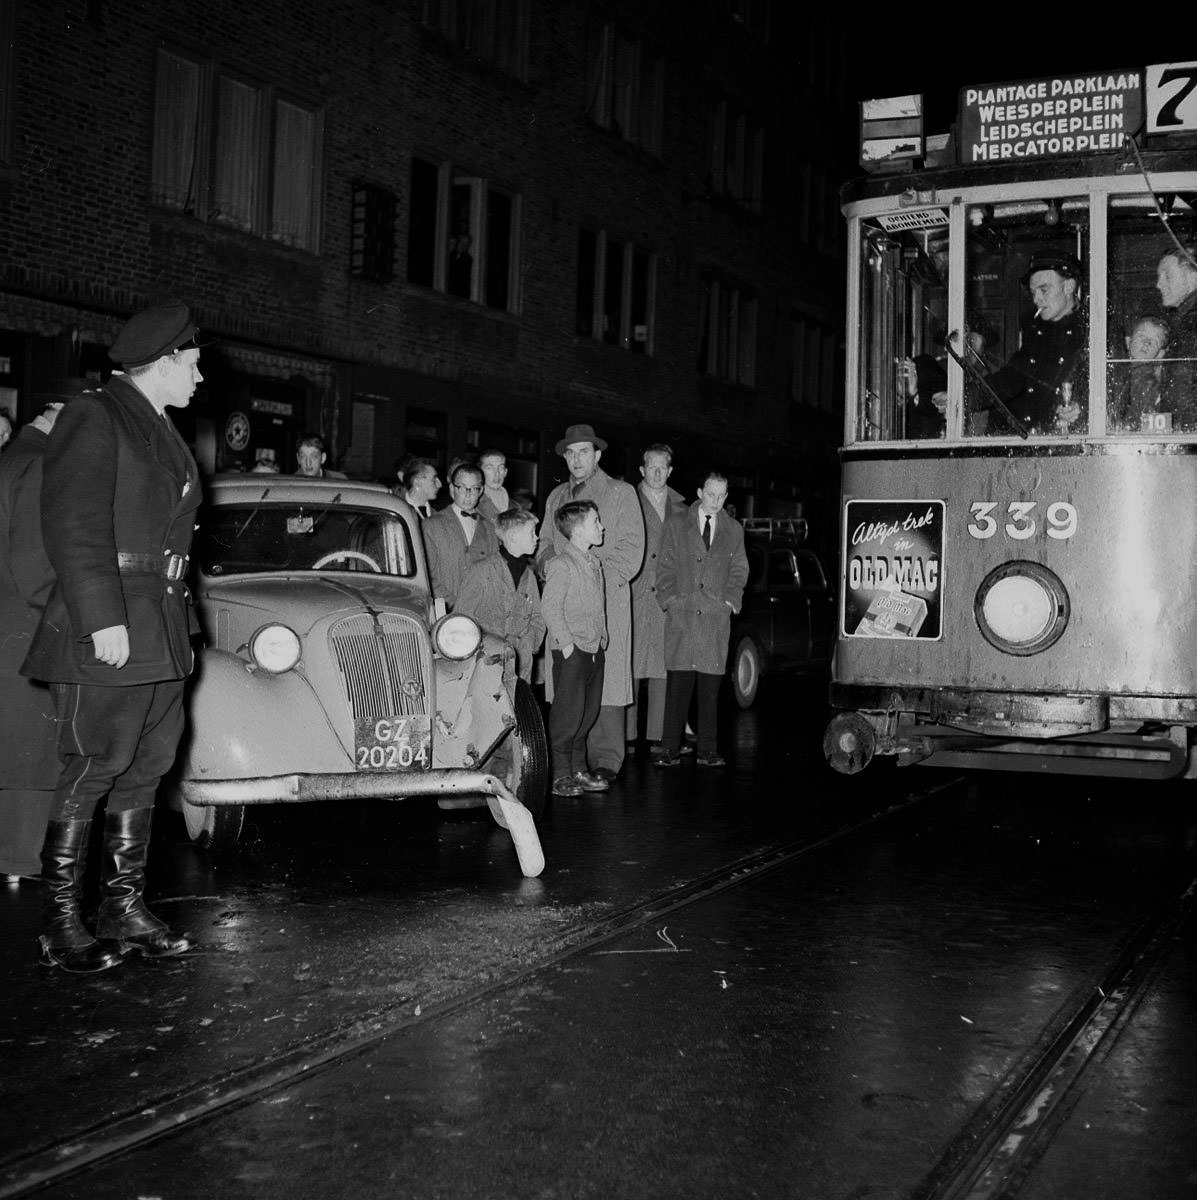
[205,474,411,511]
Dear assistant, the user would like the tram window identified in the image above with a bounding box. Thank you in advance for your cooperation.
[963,198,1089,437]
[1106,194,1197,435]
[857,217,950,442]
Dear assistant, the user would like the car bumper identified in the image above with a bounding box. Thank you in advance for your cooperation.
[181,769,544,878]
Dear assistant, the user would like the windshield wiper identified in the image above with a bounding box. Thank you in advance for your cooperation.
[945,330,1030,440]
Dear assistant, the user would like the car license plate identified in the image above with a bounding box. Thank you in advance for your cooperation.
[354,715,431,772]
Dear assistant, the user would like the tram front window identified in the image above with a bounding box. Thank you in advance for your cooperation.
[963,198,1089,437]
[857,219,950,442]
[1107,194,1197,435]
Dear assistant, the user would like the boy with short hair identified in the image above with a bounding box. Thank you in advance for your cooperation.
[541,500,608,796]
[456,507,545,682]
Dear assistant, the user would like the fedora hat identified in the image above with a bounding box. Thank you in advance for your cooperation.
[555,423,607,455]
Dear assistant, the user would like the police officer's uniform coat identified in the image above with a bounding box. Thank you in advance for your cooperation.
[23,375,202,685]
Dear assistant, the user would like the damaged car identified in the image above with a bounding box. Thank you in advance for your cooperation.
[171,476,547,877]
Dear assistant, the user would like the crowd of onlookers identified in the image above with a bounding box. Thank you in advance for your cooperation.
[387,424,749,799]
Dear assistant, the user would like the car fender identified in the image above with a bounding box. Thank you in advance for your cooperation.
[184,650,353,780]
[433,645,517,770]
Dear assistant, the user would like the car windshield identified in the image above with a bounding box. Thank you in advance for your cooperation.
[197,503,418,578]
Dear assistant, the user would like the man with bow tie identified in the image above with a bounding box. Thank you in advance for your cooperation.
[422,461,498,608]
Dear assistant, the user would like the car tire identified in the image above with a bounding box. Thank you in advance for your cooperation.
[732,636,761,709]
[509,678,549,819]
[182,799,246,852]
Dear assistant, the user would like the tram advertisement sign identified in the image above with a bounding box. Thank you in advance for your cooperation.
[959,70,1142,164]
[843,500,944,640]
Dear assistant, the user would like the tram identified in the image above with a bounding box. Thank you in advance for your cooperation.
[824,64,1197,779]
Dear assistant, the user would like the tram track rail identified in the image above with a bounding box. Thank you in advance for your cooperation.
[914,858,1197,1200]
[0,787,936,1198]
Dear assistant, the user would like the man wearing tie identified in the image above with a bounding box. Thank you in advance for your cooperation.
[653,471,748,769]
[422,461,497,608]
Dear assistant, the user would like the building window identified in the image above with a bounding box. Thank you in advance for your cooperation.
[708,98,763,214]
[151,47,323,251]
[699,277,756,386]
[790,316,840,410]
[586,20,663,154]
[421,0,530,79]
[0,0,14,166]
[407,156,520,312]
[350,182,396,282]
[576,229,655,354]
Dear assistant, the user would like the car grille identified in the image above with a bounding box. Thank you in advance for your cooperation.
[329,613,430,720]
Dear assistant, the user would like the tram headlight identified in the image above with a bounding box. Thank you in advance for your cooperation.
[975,562,1069,656]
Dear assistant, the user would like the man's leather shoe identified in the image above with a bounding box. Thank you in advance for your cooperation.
[574,771,610,792]
[552,775,584,797]
[653,752,681,768]
[696,753,727,767]
[591,767,618,783]
[679,743,695,756]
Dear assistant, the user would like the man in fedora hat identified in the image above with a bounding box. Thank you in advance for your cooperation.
[538,423,644,783]
[22,300,203,972]
[973,250,1087,434]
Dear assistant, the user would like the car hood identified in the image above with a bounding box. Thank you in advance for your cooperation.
[197,574,431,634]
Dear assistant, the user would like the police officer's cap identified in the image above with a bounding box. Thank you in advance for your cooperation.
[1022,252,1083,287]
[109,301,200,368]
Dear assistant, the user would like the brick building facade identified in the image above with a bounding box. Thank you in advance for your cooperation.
[0,0,852,551]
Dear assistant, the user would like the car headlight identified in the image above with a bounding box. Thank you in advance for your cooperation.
[432,613,481,660]
[975,562,1069,655]
[248,623,302,673]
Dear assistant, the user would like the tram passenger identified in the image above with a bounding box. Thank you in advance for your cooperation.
[1111,315,1170,431]
[971,251,1087,435]
[1156,243,1197,429]
[898,352,946,438]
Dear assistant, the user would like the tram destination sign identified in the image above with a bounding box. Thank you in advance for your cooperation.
[959,70,1142,164]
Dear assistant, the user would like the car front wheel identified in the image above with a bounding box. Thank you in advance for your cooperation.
[182,799,246,852]
[508,679,549,818]
[732,636,762,709]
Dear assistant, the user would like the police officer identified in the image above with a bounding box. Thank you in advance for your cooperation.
[23,301,203,972]
[976,251,1087,434]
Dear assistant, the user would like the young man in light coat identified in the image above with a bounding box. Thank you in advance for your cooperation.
[627,443,687,754]
[654,471,749,768]
[537,424,644,783]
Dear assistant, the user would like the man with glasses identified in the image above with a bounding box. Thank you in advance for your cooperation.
[422,460,497,608]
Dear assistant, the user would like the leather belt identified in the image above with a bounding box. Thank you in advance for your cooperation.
[117,551,188,581]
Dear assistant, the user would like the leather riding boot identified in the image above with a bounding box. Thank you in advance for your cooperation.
[96,808,194,957]
[39,819,123,973]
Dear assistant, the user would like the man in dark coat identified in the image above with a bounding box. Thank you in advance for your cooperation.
[974,251,1087,434]
[1156,243,1197,430]
[0,382,92,880]
[22,302,204,972]
[653,471,749,768]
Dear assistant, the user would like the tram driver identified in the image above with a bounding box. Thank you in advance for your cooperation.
[970,251,1087,435]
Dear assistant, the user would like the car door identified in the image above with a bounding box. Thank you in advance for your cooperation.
[766,548,811,666]
[794,549,835,664]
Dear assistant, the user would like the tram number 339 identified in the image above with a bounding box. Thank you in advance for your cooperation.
[967,500,1078,541]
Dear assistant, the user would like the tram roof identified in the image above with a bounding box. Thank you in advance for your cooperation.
[841,146,1197,208]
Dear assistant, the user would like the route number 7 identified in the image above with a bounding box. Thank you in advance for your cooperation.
[1147,63,1197,134]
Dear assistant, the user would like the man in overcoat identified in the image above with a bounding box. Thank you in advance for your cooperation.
[422,461,498,608]
[22,301,204,972]
[0,382,91,880]
[626,443,687,753]
[1156,242,1197,428]
[654,471,749,768]
[538,424,644,782]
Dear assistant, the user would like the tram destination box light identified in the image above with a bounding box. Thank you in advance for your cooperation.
[860,94,924,173]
